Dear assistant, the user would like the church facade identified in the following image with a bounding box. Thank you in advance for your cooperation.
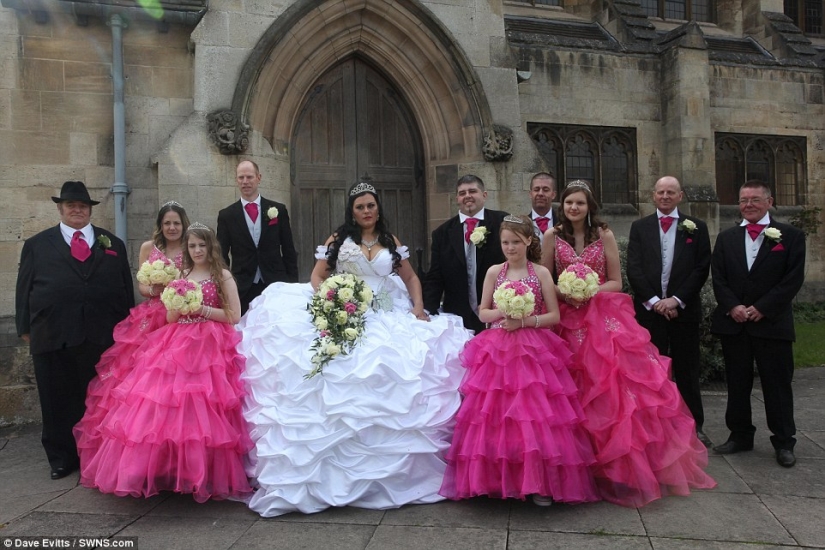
[0,0,823,314]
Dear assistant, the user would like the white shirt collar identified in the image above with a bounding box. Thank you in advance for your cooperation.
[241,195,261,207]
[740,213,770,226]
[60,222,93,242]
[657,208,680,219]
[460,208,485,223]
[531,209,552,220]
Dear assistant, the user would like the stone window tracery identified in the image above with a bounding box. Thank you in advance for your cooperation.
[641,0,714,22]
[714,133,806,206]
[529,123,637,207]
[785,0,824,35]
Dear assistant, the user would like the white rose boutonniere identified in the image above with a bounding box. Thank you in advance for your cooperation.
[469,225,489,247]
[266,206,279,226]
[764,227,782,243]
[677,219,697,234]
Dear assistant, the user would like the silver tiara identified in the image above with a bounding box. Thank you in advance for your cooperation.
[187,222,211,232]
[503,215,526,224]
[566,180,592,192]
[161,200,183,209]
[350,182,376,196]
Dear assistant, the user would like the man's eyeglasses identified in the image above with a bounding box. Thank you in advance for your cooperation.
[738,198,766,205]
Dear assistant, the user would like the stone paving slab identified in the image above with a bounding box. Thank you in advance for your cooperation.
[118,515,255,550]
[146,492,258,520]
[39,485,165,516]
[722,453,825,498]
[235,521,376,550]
[0,510,134,537]
[638,492,795,545]
[508,500,646,536]
[509,531,651,550]
[269,505,385,525]
[366,525,508,550]
[381,498,511,529]
[650,539,800,549]
[760,494,825,548]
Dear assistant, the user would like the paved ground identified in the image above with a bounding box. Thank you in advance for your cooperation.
[1,367,823,550]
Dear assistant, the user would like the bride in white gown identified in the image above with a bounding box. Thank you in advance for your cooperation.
[239,182,473,517]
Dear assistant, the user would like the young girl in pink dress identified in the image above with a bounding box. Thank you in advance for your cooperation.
[75,202,189,463]
[440,215,599,506]
[74,223,252,502]
[541,181,716,507]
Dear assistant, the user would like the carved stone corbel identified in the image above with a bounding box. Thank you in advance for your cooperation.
[482,124,514,162]
[207,110,250,154]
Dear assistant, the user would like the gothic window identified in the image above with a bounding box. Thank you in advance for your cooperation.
[714,133,806,206]
[785,0,824,35]
[528,123,637,206]
[641,0,714,22]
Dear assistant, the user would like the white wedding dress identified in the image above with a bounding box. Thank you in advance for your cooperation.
[238,239,472,517]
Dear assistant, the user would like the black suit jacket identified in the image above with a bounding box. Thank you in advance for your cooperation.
[216,197,299,296]
[627,213,711,324]
[15,225,134,355]
[423,209,508,332]
[710,219,805,341]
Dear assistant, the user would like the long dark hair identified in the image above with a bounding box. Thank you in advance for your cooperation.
[181,225,232,313]
[152,202,190,250]
[326,183,401,273]
[555,181,608,247]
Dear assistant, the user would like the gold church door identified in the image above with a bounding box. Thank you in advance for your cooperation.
[291,57,427,280]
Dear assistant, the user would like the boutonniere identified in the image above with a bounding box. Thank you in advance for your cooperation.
[97,234,116,255]
[764,227,782,244]
[469,225,489,247]
[677,219,697,234]
[266,206,279,226]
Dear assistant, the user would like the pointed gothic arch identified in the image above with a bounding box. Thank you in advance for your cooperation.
[230,0,492,163]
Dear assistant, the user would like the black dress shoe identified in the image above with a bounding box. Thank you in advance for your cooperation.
[696,430,712,448]
[712,440,753,455]
[776,449,796,468]
[50,467,71,480]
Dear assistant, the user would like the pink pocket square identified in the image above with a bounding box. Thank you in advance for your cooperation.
[771,243,785,252]
[268,219,278,226]
[686,238,693,244]
[105,249,118,256]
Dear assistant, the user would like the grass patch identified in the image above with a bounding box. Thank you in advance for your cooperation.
[795,321,825,367]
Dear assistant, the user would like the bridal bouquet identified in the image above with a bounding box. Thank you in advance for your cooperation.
[492,279,535,319]
[305,273,373,379]
[161,279,203,315]
[557,263,600,304]
[136,258,180,286]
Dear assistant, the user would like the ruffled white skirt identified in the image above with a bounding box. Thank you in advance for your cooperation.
[238,281,472,517]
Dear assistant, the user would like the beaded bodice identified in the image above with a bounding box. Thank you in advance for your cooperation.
[197,278,222,309]
[490,262,545,329]
[555,238,607,284]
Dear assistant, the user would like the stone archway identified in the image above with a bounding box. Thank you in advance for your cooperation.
[230,0,492,166]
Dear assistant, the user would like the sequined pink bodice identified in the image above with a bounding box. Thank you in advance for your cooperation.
[494,262,546,316]
[149,245,183,269]
[197,278,222,309]
[555,238,607,284]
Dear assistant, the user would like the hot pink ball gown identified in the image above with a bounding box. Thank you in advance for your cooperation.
[74,278,252,503]
[554,237,716,507]
[440,261,600,504]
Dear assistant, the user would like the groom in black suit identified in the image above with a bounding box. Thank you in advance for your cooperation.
[217,160,298,314]
[16,181,134,479]
[528,172,558,243]
[423,174,507,333]
[627,176,712,446]
[710,180,805,468]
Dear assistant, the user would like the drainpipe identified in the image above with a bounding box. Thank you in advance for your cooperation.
[109,13,129,242]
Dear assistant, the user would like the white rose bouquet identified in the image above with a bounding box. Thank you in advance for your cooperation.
[305,273,371,379]
[136,258,180,287]
[492,280,535,319]
[160,279,203,315]
[557,263,600,305]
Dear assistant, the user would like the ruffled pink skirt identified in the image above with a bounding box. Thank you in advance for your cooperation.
[74,318,252,503]
[556,292,716,507]
[440,327,599,504]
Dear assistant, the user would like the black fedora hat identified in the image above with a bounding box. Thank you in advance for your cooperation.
[51,181,100,205]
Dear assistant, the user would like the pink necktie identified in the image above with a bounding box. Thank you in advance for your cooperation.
[746,223,766,240]
[71,231,91,262]
[536,216,550,234]
[465,218,478,243]
[659,216,674,233]
[244,202,259,223]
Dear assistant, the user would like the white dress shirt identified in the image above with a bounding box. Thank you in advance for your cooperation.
[741,212,770,270]
[241,195,263,283]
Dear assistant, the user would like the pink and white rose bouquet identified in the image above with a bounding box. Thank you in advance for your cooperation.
[492,279,535,319]
[161,279,203,315]
[136,258,180,287]
[557,263,600,304]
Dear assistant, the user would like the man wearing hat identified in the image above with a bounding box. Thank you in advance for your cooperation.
[16,181,134,480]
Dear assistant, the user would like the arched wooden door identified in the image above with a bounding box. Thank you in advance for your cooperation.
[291,57,427,280]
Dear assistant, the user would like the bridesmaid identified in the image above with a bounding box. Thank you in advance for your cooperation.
[75,202,189,468]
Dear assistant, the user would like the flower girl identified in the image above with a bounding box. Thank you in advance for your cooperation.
[74,223,252,502]
[439,215,599,506]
